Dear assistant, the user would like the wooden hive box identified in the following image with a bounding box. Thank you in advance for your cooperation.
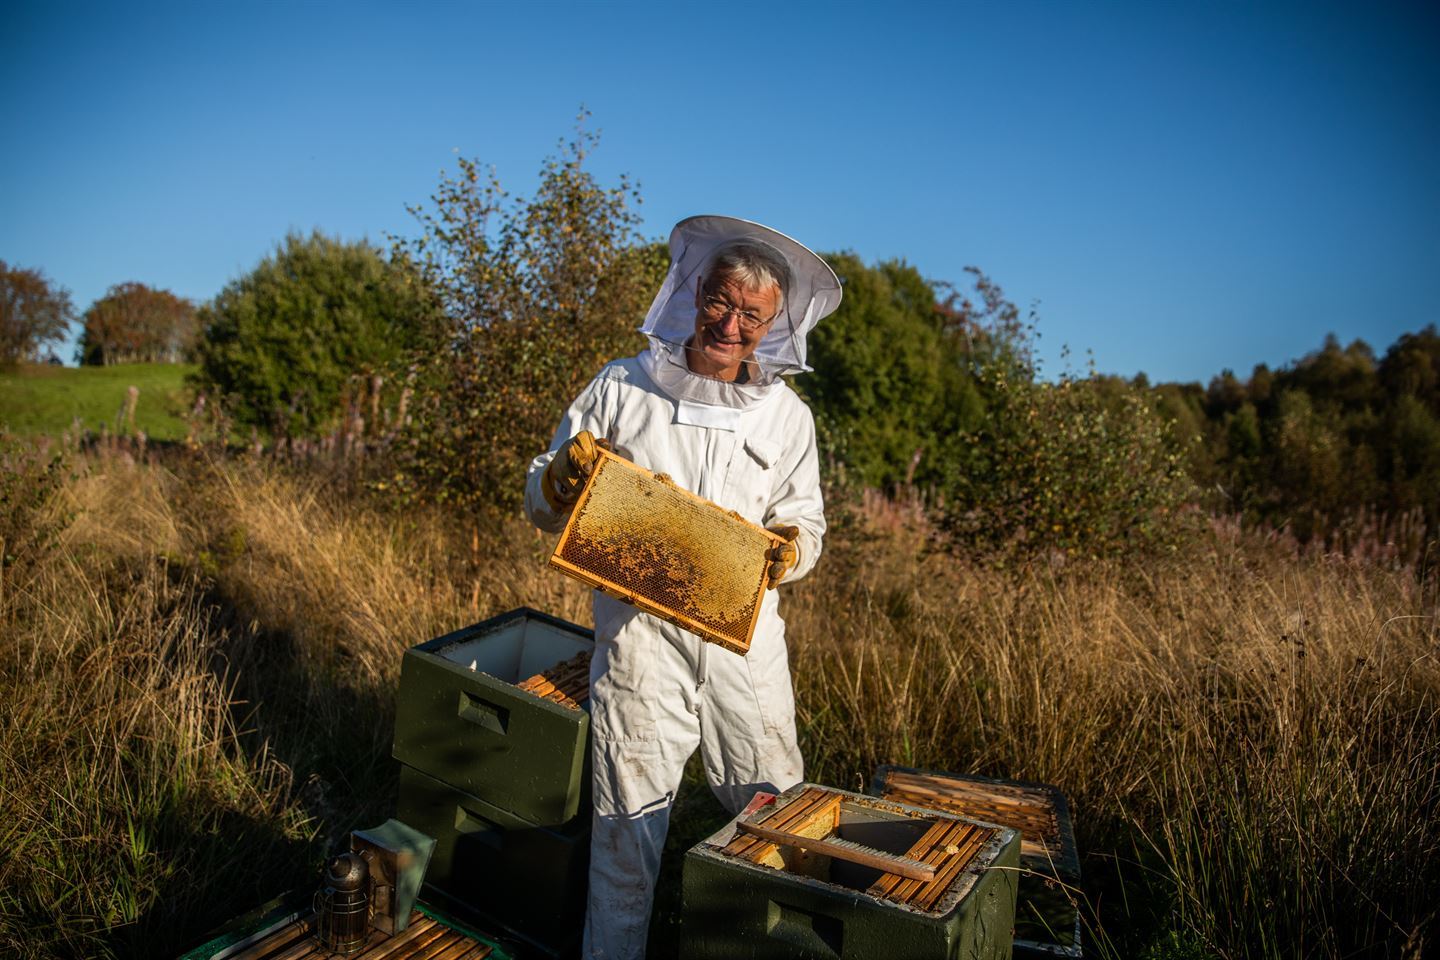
[396,765,588,960]
[681,783,1019,960]
[391,608,594,826]
[873,766,1082,958]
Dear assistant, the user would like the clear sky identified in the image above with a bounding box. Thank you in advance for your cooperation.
[3,0,1437,383]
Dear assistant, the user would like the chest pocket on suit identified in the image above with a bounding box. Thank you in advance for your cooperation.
[729,437,781,517]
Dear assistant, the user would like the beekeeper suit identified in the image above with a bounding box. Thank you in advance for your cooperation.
[524,216,842,959]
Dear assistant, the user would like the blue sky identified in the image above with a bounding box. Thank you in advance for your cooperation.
[3,1,1437,383]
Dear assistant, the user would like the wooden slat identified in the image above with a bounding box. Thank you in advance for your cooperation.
[887,770,1046,800]
[227,917,310,960]
[425,937,485,960]
[884,773,1057,825]
[913,824,997,912]
[212,910,499,960]
[885,819,971,904]
[359,917,444,958]
[739,791,842,864]
[516,651,591,709]
[900,822,984,907]
[263,923,326,960]
[406,927,468,960]
[867,818,953,899]
[735,820,937,882]
[884,785,1058,859]
[722,787,828,860]
[881,777,1065,857]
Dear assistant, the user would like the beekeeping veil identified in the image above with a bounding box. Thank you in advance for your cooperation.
[638,215,842,413]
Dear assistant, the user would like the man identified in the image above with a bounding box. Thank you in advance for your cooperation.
[524,216,841,959]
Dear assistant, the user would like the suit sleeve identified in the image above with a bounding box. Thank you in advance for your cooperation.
[524,374,617,533]
[762,403,826,583]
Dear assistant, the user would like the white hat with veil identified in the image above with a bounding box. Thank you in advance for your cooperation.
[637,215,842,412]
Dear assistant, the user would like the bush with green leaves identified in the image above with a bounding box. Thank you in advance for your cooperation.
[800,259,1195,560]
[390,123,666,512]
[945,350,1198,560]
[193,231,434,435]
[797,255,984,489]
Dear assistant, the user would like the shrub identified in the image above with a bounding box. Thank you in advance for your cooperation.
[797,255,984,489]
[944,349,1198,561]
[193,232,435,435]
[390,122,665,512]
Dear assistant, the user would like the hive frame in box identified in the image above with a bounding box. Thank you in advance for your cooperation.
[683,782,1021,960]
[549,447,783,655]
[871,765,1082,958]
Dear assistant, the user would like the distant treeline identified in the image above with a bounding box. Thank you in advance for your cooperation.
[1151,329,1440,542]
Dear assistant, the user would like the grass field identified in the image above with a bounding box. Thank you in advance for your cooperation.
[1,450,1436,958]
[0,362,195,441]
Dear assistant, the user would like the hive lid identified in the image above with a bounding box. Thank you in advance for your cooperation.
[549,448,781,655]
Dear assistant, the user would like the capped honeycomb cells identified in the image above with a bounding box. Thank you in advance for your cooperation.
[551,451,777,654]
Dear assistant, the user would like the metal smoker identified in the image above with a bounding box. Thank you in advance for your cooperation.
[314,851,370,954]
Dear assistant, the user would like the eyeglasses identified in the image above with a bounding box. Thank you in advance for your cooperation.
[700,295,774,333]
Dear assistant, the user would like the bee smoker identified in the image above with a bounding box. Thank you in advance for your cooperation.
[314,851,370,954]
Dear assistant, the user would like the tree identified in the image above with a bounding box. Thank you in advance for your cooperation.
[390,121,665,511]
[78,282,196,365]
[796,254,983,489]
[193,231,436,434]
[0,261,74,366]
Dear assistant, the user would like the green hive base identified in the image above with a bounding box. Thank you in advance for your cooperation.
[396,764,588,958]
[681,783,1020,960]
[392,608,594,827]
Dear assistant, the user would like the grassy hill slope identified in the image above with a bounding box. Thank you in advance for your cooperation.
[0,362,195,441]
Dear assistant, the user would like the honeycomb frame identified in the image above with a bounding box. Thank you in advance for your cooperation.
[549,448,782,655]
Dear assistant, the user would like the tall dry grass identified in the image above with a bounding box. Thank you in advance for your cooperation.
[0,452,587,957]
[787,494,1440,958]
[2,452,1436,957]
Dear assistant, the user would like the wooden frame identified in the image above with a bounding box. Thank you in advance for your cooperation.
[549,448,782,655]
[718,786,997,912]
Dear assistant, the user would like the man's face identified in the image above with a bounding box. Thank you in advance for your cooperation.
[688,273,781,381]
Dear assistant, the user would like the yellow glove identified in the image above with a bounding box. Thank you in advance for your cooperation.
[541,431,608,512]
[765,525,800,589]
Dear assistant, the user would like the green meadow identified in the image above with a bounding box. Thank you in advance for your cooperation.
[0,362,195,441]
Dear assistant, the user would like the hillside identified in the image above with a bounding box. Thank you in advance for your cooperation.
[0,362,195,441]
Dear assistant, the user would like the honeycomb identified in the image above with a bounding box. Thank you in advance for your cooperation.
[549,449,779,654]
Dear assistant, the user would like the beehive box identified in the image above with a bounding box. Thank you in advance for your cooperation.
[549,448,782,655]
[396,765,587,960]
[874,766,1082,958]
[681,783,1019,960]
[391,608,593,826]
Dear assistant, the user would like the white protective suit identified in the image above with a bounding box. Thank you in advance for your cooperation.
[523,217,841,959]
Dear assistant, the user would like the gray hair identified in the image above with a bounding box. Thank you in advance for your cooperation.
[703,241,791,312]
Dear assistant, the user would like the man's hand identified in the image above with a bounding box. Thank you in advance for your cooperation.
[542,431,609,512]
[765,524,800,589]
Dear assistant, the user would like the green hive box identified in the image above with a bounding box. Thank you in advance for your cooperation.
[872,765,1082,958]
[396,764,588,959]
[681,783,1019,960]
[392,607,593,826]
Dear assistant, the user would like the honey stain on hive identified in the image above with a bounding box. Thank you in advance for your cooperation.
[555,454,772,646]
